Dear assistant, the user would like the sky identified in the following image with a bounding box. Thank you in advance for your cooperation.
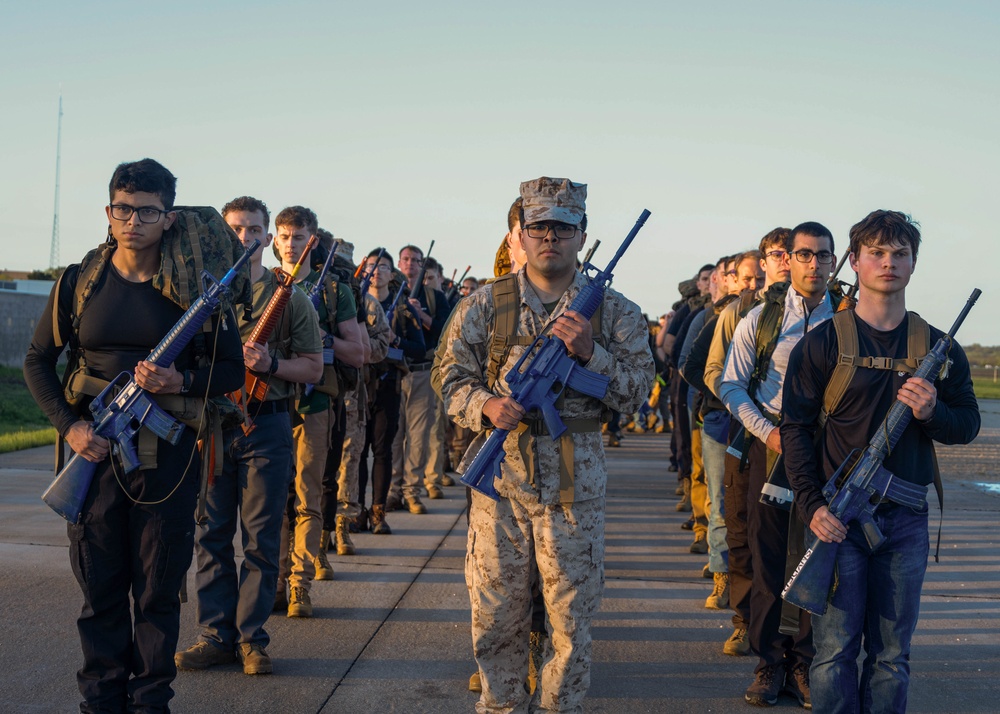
[2,0,997,344]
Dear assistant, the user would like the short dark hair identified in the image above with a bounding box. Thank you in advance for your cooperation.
[849,210,921,262]
[221,196,270,228]
[274,205,318,233]
[425,257,442,274]
[400,245,423,259]
[698,264,715,276]
[790,221,835,254]
[758,227,791,254]
[715,254,731,270]
[109,158,176,209]
[367,247,394,270]
[507,197,523,231]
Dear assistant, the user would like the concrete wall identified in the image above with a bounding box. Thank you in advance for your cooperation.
[1,292,49,367]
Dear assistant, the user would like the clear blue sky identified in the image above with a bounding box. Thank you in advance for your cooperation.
[2,1,997,343]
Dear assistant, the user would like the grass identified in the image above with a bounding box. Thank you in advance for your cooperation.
[0,366,58,453]
[973,377,1000,401]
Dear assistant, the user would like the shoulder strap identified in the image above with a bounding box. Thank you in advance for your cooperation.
[748,283,788,400]
[820,310,859,427]
[487,273,523,390]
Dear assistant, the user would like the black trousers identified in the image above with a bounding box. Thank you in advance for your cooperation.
[745,437,813,671]
[68,433,199,713]
[359,374,402,508]
[670,373,691,479]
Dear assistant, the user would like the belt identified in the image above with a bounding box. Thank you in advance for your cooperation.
[248,400,289,416]
[409,362,434,372]
[523,416,602,437]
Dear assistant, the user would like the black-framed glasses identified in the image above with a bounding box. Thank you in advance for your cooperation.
[109,204,170,224]
[764,250,789,261]
[524,222,579,240]
[790,249,835,264]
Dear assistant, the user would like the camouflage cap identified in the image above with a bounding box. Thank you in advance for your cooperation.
[520,177,587,226]
[336,240,355,264]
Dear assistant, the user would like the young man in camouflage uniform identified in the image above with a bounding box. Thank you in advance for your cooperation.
[176,196,322,675]
[439,177,653,713]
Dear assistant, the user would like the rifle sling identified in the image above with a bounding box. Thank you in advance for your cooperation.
[499,417,603,505]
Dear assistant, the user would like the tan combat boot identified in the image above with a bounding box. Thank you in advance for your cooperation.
[335,515,356,556]
[314,531,334,581]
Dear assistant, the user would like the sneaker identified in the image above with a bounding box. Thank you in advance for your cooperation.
[287,586,313,618]
[468,671,482,693]
[705,572,730,610]
[784,662,812,709]
[238,643,273,675]
[745,663,784,706]
[175,641,236,671]
[370,504,392,535]
[335,515,356,556]
[724,627,750,656]
[441,473,456,487]
[427,484,444,500]
[405,496,427,514]
[689,534,708,554]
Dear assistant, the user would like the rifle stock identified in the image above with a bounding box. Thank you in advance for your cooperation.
[460,210,650,500]
[42,239,261,523]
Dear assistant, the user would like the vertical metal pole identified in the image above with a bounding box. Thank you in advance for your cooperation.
[49,93,62,271]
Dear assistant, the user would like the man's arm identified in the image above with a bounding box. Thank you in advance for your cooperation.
[781,331,836,527]
[705,300,739,399]
[439,294,497,433]
[681,315,716,395]
[719,306,776,444]
[915,338,981,445]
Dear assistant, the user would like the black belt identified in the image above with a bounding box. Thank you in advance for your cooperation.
[409,362,433,372]
[249,400,289,416]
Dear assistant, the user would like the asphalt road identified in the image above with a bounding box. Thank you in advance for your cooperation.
[0,406,997,713]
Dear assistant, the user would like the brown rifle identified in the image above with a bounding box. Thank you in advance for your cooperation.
[233,236,316,427]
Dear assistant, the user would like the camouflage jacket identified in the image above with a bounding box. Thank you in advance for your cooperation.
[439,269,654,505]
[362,293,391,365]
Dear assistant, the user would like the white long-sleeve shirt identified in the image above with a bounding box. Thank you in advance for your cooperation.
[719,288,834,443]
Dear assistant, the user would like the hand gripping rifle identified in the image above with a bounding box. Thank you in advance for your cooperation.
[41,239,262,523]
[382,280,418,367]
[782,288,981,616]
[461,209,651,500]
[239,236,317,407]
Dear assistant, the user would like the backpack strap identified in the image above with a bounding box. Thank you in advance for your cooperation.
[748,282,789,401]
[486,274,533,390]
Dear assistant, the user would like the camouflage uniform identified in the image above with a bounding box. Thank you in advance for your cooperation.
[337,293,392,518]
[440,264,653,713]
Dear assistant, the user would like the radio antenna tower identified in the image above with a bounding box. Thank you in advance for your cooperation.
[49,93,63,270]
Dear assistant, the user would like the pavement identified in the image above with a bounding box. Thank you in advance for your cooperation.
[1,405,999,714]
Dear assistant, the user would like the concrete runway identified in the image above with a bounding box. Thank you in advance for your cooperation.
[0,408,998,713]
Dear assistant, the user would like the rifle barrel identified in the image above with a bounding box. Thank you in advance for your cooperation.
[948,288,982,338]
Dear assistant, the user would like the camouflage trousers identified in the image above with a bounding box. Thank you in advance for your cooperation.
[336,380,367,520]
[467,491,605,714]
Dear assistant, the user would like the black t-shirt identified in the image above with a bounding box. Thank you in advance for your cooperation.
[24,259,244,437]
[782,313,980,523]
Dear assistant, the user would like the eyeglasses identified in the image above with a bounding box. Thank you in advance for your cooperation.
[764,250,788,261]
[109,204,170,224]
[523,222,579,240]
[790,249,835,264]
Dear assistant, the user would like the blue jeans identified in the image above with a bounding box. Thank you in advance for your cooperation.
[701,428,728,573]
[194,412,293,649]
[810,501,929,714]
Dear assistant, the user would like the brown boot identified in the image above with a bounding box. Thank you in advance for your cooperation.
[314,531,334,581]
[676,477,692,512]
[527,631,547,695]
[335,515,356,556]
[370,504,392,535]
